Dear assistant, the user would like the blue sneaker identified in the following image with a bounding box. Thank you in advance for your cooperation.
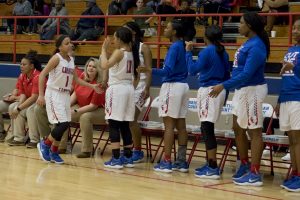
[104,157,123,169]
[37,140,51,163]
[280,176,298,189]
[232,163,250,180]
[195,163,209,172]
[285,176,300,192]
[172,161,189,173]
[153,160,172,173]
[121,156,135,168]
[132,150,144,163]
[50,151,64,164]
[195,166,220,179]
[233,172,263,186]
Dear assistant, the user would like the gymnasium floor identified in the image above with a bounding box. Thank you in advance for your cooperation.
[0,132,298,200]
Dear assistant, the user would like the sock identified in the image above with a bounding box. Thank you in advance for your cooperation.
[112,149,120,159]
[134,147,142,151]
[164,155,171,162]
[241,157,249,165]
[250,164,260,174]
[291,170,298,176]
[51,145,58,153]
[44,138,52,147]
[124,147,132,158]
[208,159,218,169]
[177,145,187,163]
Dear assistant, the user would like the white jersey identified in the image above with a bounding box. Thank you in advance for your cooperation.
[47,53,75,92]
[139,42,147,80]
[108,49,134,86]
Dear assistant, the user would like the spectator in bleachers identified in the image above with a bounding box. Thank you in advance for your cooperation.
[8,50,42,146]
[133,0,155,29]
[176,0,196,41]
[28,0,50,34]
[261,0,289,36]
[71,0,104,43]
[122,0,137,14]
[146,0,160,12]
[7,0,32,34]
[156,0,176,25]
[0,76,21,142]
[39,0,70,42]
[70,58,106,158]
[108,0,123,15]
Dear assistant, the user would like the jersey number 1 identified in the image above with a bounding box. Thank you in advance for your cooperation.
[65,76,69,87]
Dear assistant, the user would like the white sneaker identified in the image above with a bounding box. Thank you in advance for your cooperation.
[232,146,237,151]
[281,153,290,161]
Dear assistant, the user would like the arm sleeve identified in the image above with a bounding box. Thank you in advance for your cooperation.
[186,50,208,76]
[223,47,265,90]
[152,45,178,77]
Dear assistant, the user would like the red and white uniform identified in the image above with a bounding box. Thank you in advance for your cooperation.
[45,53,75,124]
[135,42,148,111]
[74,74,105,108]
[105,49,135,121]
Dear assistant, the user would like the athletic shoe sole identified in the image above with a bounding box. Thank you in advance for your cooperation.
[233,180,263,187]
[153,168,172,173]
[194,174,220,180]
[172,168,189,173]
[104,164,123,169]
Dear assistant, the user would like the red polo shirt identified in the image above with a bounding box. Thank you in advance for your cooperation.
[15,74,23,95]
[19,70,40,98]
[32,75,47,95]
[74,75,105,108]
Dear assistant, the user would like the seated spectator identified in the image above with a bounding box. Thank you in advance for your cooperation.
[146,0,160,12]
[156,0,176,25]
[71,0,104,43]
[261,0,289,35]
[7,0,32,34]
[0,75,22,142]
[28,0,50,34]
[70,58,106,158]
[176,0,196,41]
[8,50,42,146]
[133,0,155,29]
[39,0,70,41]
[121,0,137,14]
[108,0,123,15]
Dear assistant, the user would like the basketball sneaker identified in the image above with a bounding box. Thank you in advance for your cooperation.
[172,161,189,173]
[195,163,209,172]
[233,172,263,186]
[104,157,123,169]
[285,176,300,192]
[50,151,64,164]
[37,140,51,162]
[153,160,172,173]
[195,166,220,179]
[232,163,250,180]
[121,156,135,168]
[132,150,144,163]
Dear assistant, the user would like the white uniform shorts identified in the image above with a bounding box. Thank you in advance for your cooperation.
[134,80,146,111]
[197,86,226,123]
[45,88,71,124]
[105,84,135,121]
[279,101,300,131]
[232,84,268,129]
[158,82,189,118]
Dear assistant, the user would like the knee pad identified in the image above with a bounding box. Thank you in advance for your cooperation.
[51,122,70,141]
[109,119,121,143]
[201,121,217,150]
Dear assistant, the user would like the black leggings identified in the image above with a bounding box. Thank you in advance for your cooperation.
[201,121,217,150]
[108,119,132,146]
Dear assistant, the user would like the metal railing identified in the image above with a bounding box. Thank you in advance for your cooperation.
[0,12,299,65]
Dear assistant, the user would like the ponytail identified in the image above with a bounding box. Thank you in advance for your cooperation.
[24,50,42,71]
[132,40,140,78]
[243,12,270,59]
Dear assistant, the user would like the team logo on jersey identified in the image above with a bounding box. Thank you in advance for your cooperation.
[282,51,299,76]
[233,46,244,68]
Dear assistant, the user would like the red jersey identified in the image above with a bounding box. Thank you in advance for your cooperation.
[74,75,105,108]
[19,69,40,98]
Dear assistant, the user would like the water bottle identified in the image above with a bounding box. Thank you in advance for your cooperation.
[6,26,11,35]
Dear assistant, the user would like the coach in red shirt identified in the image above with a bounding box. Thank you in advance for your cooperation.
[70,58,106,158]
[8,50,42,146]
